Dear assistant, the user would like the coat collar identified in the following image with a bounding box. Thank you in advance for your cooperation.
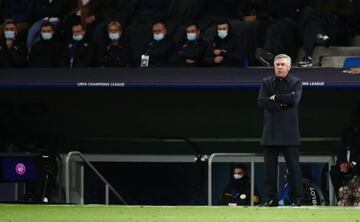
[272,74,290,82]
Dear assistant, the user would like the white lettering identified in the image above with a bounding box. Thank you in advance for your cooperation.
[77,82,88,86]
[309,187,317,205]
[302,82,309,86]
[302,82,325,86]
[77,82,125,88]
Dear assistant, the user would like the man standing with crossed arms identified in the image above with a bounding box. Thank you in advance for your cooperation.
[258,54,304,207]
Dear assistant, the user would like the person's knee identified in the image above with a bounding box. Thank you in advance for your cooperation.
[352,186,360,198]
[301,6,316,17]
[338,185,351,199]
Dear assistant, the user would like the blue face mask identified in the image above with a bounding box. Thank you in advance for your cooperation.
[4,31,15,40]
[218,30,228,39]
[186,33,197,41]
[73,34,84,42]
[41,32,53,40]
[153,33,165,41]
[109,33,120,41]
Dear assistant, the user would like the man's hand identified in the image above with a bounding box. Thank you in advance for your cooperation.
[84,16,95,24]
[243,15,257,23]
[268,95,275,101]
[214,56,223,63]
[6,40,14,49]
[185,59,195,64]
[340,162,351,173]
[214,49,222,56]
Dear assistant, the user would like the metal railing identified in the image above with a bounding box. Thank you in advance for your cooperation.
[65,151,127,205]
[208,153,258,206]
[208,153,336,206]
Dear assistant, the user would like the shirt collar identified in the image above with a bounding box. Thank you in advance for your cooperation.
[273,74,290,82]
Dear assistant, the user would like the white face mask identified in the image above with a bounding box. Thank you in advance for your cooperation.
[41,32,53,40]
[233,174,243,180]
[73,34,84,42]
[153,33,165,41]
[109,32,120,41]
[218,30,228,39]
[4,31,16,40]
[186,33,197,41]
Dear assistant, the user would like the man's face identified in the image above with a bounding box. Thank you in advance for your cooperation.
[274,58,291,78]
[234,168,245,176]
[109,25,122,35]
[217,23,229,32]
[72,25,85,36]
[186,25,199,37]
[4,23,17,34]
[153,23,166,35]
[41,26,54,34]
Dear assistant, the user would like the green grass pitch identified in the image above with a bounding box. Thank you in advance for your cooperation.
[1,205,360,222]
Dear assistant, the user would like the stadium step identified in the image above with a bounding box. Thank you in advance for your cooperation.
[351,35,360,46]
[319,56,359,68]
[296,46,360,67]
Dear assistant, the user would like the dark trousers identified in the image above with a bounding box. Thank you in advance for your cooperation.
[264,146,303,201]
[298,6,354,57]
[263,18,297,59]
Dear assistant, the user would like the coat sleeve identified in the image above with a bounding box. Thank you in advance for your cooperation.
[274,79,302,106]
[221,41,243,64]
[89,0,104,21]
[258,80,281,111]
[336,130,350,164]
[78,44,95,67]
[202,43,216,66]
[8,45,27,67]
[218,184,232,205]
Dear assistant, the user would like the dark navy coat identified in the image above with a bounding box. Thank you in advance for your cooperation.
[258,74,302,146]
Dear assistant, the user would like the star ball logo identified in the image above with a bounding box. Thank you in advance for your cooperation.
[15,163,26,175]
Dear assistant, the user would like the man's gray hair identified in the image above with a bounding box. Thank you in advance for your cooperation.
[274,54,292,66]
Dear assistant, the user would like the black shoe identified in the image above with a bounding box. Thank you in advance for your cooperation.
[261,199,279,207]
[298,56,312,68]
[291,199,302,207]
[255,48,274,67]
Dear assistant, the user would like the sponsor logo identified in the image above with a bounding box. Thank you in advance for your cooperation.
[15,163,26,175]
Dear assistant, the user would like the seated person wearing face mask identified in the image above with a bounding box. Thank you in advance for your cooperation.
[61,22,95,68]
[169,22,206,67]
[140,22,174,67]
[219,164,260,206]
[28,21,62,68]
[0,19,27,68]
[96,21,131,67]
[203,20,246,67]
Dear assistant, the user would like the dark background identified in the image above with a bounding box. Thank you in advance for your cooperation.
[0,68,359,204]
[0,87,357,154]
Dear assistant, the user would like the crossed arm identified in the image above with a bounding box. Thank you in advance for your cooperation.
[258,79,302,110]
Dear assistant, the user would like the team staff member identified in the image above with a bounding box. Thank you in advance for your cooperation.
[140,22,174,67]
[258,54,303,207]
[203,20,246,67]
[61,22,95,68]
[28,21,62,68]
[170,22,206,67]
[0,20,27,68]
[96,21,131,67]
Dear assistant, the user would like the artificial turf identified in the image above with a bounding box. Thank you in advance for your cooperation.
[1,205,360,222]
